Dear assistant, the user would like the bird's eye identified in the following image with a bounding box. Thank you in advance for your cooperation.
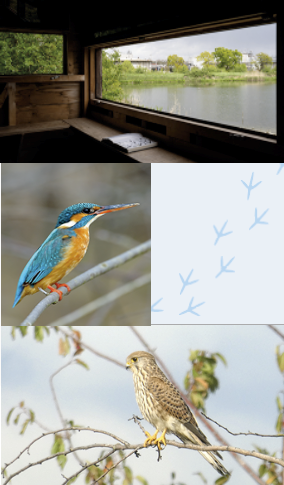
[132,357,137,362]
[82,208,95,214]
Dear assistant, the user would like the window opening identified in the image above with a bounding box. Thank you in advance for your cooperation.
[102,23,276,135]
[0,32,64,75]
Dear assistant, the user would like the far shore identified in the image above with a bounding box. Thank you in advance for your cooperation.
[120,69,276,86]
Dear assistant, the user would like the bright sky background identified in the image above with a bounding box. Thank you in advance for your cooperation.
[106,23,276,61]
[1,325,284,485]
[151,163,284,324]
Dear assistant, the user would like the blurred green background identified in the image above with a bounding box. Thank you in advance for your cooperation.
[2,163,151,326]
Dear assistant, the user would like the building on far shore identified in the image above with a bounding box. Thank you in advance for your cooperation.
[117,55,152,70]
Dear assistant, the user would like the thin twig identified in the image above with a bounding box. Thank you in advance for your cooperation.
[268,325,284,340]
[2,427,130,479]
[57,327,125,368]
[201,412,284,437]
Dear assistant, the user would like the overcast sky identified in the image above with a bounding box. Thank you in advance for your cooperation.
[106,23,276,61]
[2,325,284,485]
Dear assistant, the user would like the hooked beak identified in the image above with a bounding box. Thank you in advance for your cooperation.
[95,203,139,215]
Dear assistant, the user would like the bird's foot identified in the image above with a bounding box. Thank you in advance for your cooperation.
[144,429,167,450]
[54,282,71,293]
[153,429,167,450]
[47,283,70,301]
[143,429,159,447]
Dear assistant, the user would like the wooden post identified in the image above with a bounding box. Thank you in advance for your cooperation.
[8,83,16,126]
[95,48,102,99]
[90,47,95,100]
[83,47,90,116]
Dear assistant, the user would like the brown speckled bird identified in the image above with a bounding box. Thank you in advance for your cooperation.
[126,350,229,476]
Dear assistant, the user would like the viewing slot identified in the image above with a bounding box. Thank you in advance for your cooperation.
[102,23,276,135]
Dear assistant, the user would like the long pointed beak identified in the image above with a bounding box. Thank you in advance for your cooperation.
[95,203,139,215]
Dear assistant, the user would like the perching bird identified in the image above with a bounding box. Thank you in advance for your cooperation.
[13,202,139,307]
[126,351,229,476]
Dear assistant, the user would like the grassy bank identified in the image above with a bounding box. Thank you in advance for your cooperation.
[120,69,276,86]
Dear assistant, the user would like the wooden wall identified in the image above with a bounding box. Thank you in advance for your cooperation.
[16,82,80,124]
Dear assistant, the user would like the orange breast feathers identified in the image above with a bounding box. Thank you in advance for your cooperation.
[51,226,91,281]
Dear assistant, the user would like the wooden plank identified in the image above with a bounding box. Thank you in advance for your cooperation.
[65,117,121,139]
[0,120,70,137]
[90,47,95,100]
[15,82,81,123]
[64,117,193,162]
[0,84,8,109]
[95,49,102,98]
[0,75,84,83]
[8,82,16,126]
[83,47,89,116]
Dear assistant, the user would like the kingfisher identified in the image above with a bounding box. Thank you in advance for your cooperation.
[13,202,139,307]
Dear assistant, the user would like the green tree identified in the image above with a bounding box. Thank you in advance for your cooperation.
[255,52,273,71]
[213,47,242,71]
[0,32,63,75]
[121,60,135,73]
[196,51,215,68]
[167,54,185,71]
[102,49,124,102]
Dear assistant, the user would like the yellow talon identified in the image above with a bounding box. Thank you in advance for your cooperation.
[154,428,167,450]
[143,429,159,447]
[143,429,167,450]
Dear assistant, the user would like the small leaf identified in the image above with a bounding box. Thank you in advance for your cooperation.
[29,409,35,423]
[59,337,70,356]
[75,359,89,370]
[72,330,81,340]
[51,434,67,469]
[20,419,30,435]
[214,352,227,366]
[19,401,25,408]
[18,326,28,336]
[6,407,15,424]
[275,412,282,433]
[135,476,148,485]
[278,353,284,373]
[34,327,44,342]
[215,473,230,485]
[14,413,20,425]
[276,396,282,412]
[259,463,267,477]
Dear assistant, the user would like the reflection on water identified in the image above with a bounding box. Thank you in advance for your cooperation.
[122,82,276,134]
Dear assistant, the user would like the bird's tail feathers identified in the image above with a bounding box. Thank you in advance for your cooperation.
[176,433,230,476]
[198,450,230,477]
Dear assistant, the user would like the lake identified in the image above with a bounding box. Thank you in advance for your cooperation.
[121,82,276,134]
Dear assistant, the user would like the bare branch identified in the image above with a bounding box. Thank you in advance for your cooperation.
[19,239,151,326]
[268,325,284,340]
[3,426,284,485]
[202,412,284,438]
[57,327,125,368]
[48,273,151,326]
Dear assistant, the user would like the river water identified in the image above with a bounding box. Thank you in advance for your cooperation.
[121,82,276,134]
